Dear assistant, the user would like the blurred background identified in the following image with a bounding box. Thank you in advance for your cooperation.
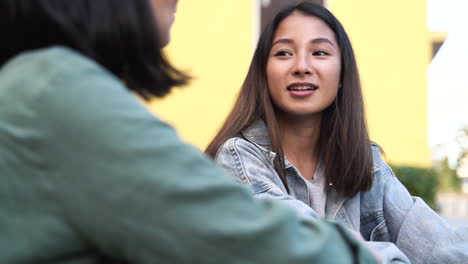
[149,0,468,225]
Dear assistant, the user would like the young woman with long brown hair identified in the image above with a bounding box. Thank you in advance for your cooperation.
[206,3,468,264]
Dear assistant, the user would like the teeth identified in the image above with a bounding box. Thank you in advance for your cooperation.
[288,85,316,91]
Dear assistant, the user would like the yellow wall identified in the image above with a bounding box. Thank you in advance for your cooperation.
[329,0,431,166]
[149,0,254,148]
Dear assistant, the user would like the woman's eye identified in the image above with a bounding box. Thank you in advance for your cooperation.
[313,50,329,56]
[274,50,292,57]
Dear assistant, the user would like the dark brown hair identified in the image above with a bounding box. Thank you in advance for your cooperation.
[0,0,189,100]
[206,2,373,197]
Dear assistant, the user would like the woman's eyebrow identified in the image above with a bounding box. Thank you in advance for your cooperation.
[311,37,335,47]
[272,37,336,48]
[272,38,293,47]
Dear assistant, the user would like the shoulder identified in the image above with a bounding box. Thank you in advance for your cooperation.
[371,143,392,176]
[0,46,140,140]
[1,46,122,101]
[26,46,141,119]
[368,143,400,195]
[2,46,114,80]
[215,136,282,189]
[216,136,270,163]
[3,47,170,153]
[215,136,274,174]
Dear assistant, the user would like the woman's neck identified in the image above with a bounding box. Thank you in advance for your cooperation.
[276,113,321,180]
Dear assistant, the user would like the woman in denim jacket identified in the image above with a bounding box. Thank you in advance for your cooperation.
[206,3,468,264]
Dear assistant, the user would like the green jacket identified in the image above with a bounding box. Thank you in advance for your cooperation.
[0,47,377,264]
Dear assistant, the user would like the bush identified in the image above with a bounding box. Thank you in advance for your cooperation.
[433,157,461,192]
[390,165,438,209]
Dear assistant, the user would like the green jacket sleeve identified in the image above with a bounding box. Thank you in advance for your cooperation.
[33,48,378,264]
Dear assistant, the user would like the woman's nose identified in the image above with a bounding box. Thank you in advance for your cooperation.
[293,56,312,76]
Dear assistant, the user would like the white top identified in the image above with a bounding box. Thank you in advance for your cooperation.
[304,163,327,218]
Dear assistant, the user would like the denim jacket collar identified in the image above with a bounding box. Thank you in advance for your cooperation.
[241,119,297,169]
[241,120,270,148]
[242,119,380,173]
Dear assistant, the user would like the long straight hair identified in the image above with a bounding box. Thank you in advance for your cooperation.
[206,2,373,197]
[0,0,189,99]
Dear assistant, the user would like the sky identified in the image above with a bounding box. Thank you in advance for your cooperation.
[427,0,468,162]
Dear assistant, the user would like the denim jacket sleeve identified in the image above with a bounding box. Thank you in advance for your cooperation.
[373,149,468,264]
[215,137,320,219]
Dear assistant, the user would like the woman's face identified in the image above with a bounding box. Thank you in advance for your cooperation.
[266,12,341,118]
[150,0,179,47]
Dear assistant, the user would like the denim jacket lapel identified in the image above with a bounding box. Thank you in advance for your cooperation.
[325,161,380,232]
[326,190,361,231]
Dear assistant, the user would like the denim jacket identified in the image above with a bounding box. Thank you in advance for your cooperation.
[215,120,468,264]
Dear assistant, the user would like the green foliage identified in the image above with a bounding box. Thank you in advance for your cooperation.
[390,165,438,209]
[433,158,461,192]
